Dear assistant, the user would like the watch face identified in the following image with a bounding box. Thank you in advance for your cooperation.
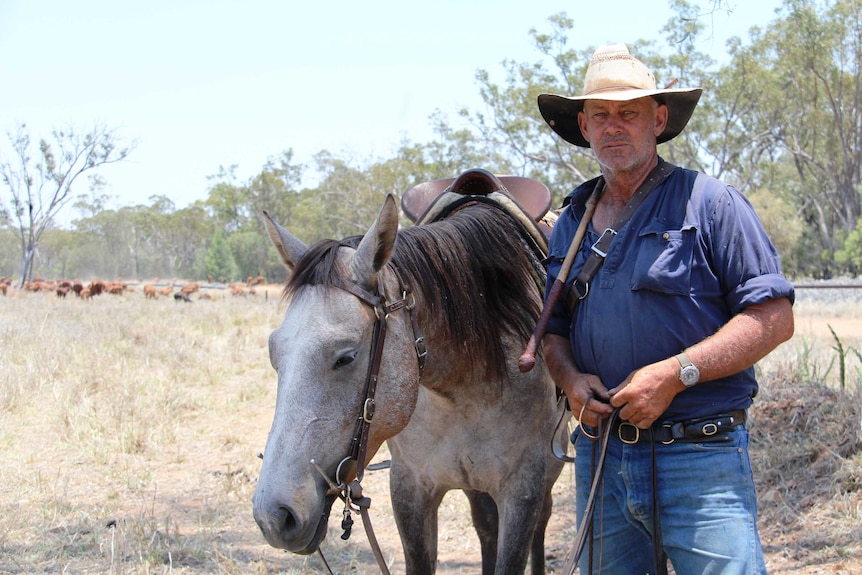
[681,366,699,386]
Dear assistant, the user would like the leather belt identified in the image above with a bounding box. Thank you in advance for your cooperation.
[610,410,747,445]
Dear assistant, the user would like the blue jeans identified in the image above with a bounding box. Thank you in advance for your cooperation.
[573,425,767,575]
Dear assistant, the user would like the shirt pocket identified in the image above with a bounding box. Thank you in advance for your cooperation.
[631,221,696,296]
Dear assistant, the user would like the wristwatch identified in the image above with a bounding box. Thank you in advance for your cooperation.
[675,352,700,387]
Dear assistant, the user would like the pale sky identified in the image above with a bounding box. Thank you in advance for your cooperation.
[0,0,781,220]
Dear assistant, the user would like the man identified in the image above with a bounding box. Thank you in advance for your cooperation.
[538,43,795,574]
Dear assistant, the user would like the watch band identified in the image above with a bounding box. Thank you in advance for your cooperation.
[674,352,693,369]
[675,352,700,387]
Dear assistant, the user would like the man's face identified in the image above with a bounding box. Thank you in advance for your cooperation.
[578,97,667,172]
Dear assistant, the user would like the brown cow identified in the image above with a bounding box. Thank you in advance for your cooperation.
[88,280,106,296]
[144,284,158,300]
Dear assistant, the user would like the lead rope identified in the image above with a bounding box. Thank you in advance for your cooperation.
[317,549,334,574]
[587,430,597,574]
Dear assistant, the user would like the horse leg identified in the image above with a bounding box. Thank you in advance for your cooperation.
[389,464,445,575]
[464,490,499,575]
[492,465,548,575]
[529,487,554,575]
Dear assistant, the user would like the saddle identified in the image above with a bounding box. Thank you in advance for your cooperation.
[401,168,555,254]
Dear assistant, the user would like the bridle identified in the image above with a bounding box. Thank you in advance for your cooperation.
[308,259,427,575]
[332,264,427,480]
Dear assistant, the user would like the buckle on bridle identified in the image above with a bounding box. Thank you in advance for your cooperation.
[618,422,640,444]
[362,398,375,423]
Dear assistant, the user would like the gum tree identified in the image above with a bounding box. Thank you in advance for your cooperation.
[0,124,133,286]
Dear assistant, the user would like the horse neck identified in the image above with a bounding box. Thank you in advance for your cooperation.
[383,262,511,396]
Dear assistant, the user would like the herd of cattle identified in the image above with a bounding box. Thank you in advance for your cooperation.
[0,275,270,301]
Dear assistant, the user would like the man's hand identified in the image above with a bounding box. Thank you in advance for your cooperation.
[609,358,680,428]
[543,333,614,427]
[566,373,615,427]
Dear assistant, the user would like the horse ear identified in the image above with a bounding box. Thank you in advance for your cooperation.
[262,210,308,271]
[351,194,399,286]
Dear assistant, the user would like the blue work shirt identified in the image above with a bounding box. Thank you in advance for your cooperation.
[544,163,795,420]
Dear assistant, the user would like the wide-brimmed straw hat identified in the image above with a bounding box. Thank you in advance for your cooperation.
[538,43,702,148]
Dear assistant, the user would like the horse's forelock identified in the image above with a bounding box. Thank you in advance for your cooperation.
[283,236,362,300]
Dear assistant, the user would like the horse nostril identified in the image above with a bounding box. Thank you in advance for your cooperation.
[277,504,298,535]
[254,500,298,541]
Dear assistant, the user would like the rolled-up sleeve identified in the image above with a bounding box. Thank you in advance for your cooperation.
[700,182,796,314]
[727,273,795,315]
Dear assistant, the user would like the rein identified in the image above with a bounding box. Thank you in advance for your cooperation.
[560,412,671,575]
[560,408,620,574]
[310,261,426,575]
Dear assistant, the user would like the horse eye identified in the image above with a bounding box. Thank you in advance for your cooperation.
[333,351,357,370]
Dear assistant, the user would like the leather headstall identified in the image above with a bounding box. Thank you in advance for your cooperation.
[332,264,426,483]
[310,265,425,575]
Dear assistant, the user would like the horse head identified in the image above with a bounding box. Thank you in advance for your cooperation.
[252,195,423,554]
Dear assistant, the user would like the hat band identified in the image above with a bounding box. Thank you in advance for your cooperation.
[584,84,654,96]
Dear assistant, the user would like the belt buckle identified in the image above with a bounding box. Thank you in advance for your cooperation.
[618,422,640,444]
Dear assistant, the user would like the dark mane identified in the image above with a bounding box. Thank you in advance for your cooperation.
[285,236,362,298]
[286,203,544,382]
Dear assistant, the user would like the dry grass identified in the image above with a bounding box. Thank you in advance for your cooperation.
[0,286,860,574]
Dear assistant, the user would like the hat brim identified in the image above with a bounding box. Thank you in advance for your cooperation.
[538,88,703,148]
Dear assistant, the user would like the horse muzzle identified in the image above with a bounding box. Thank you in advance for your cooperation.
[252,488,334,554]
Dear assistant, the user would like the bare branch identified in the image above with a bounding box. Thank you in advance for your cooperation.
[0,123,134,285]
